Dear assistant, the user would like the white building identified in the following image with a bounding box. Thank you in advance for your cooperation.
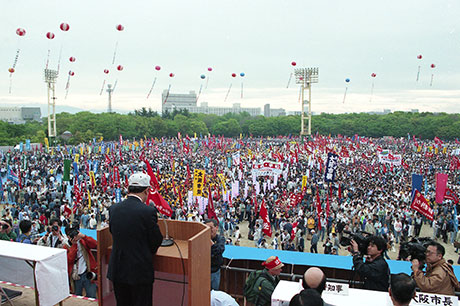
[0,107,41,124]
[161,90,261,116]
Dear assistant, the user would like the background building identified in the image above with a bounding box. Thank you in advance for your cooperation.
[264,104,286,117]
[162,90,261,116]
[0,107,41,124]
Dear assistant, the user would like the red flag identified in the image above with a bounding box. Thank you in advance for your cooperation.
[445,189,459,204]
[101,173,107,192]
[434,136,443,146]
[144,160,172,216]
[178,189,184,213]
[113,166,120,187]
[316,190,322,216]
[435,173,448,204]
[411,190,434,221]
[259,200,272,237]
[207,186,217,220]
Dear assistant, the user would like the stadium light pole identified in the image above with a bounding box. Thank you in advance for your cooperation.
[295,68,319,140]
[44,69,59,143]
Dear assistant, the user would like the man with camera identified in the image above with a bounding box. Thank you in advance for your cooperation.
[37,218,68,248]
[411,241,459,295]
[0,219,16,241]
[350,235,390,292]
[64,223,98,298]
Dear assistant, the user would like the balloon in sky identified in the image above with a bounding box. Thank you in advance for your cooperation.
[16,28,26,36]
[240,72,245,77]
[46,32,55,39]
[208,67,213,72]
[155,65,161,71]
[416,55,422,82]
[60,23,70,31]
[68,71,75,76]
[345,78,350,82]
[104,69,109,74]
[169,73,175,77]
[117,65,123,71]
[291,61,297,66]
[371,73,377,77]
[69,56,76,62]
[431,64,436,68]
[430,64,436,86]
[116,24,124,31]
[231,73,236,77]
[200,74,206,79]
[343,79,350,103]
[8,68,15,73]
[417,54,422,60]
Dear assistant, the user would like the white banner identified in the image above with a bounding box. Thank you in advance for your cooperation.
[252,160,283,177]
[378,152,402,166]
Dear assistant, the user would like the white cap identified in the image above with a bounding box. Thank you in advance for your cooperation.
[128,172,151,187]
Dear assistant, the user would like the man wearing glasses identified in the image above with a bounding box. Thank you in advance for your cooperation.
[411,241,459,295]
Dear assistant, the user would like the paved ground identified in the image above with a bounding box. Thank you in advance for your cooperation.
[0,283,96,306]
[232,220,460,264]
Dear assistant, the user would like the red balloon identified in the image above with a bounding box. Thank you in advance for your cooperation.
[231,73,236,77]
[8,68,15,73]
[431,64,436,69]
[16,28,26,36]
[69,57,76,62]
[417,54,422,60]
[117,65,123,71]
[208,67,213,72]
[291,61,297,66]
[116,24,124,31]
[371,73,377,77]
[155,66,161,71]
[60,23,70,31]
[104,69,109,74]
[169,73,175,77]
[46,32,55,40]
[69,71,75,76]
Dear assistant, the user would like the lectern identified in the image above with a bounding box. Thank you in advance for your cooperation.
[97,219,211,306]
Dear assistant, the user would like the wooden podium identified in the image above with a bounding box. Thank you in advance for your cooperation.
[97,219,211,306]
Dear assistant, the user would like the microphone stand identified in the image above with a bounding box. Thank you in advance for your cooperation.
[161,216,174,247]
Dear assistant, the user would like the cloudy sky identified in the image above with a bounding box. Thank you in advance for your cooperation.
[1,0,460,114]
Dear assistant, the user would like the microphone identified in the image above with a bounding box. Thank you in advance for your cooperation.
[161,217,174,247]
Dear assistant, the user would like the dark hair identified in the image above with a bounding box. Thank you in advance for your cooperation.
[390,273,416,305]
[302,272,326,294]
[368,235,387,252]
[204,218,218,227]
[19,220,32,234]
[290,289,323,306]
[128,186,148,194]
[49,218,62,227]
[427,241,445,256]
[2,219,12,227]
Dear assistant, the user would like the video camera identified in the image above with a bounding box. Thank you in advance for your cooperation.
[65,222,80,245]
[339,230,371,255]
[397,237,433,264]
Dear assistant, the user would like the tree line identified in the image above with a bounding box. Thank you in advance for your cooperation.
[0,108,459,146]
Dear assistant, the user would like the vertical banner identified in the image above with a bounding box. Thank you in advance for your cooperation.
[193,169,205,197]
[302,175,308,190]
[26,139,31,151]
[63,159,71,181]
[115,188,121,203]
[411,174,423,199]
[435,173,448,204]
[324,153,339,182]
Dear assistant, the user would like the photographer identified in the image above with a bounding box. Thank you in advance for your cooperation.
[350,235,390,292]
[64,223,97,298]
[0,219,17,241]
[37,218,68,248]
[411,241,459,295]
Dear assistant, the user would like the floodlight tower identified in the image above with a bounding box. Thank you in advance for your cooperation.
[44,69,59,140]
[106,81,117,113]
[295,67,319,138]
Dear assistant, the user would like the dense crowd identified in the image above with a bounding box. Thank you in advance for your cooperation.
[1,135,460,260]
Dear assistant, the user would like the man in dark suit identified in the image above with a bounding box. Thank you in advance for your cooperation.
[107,172,163,306]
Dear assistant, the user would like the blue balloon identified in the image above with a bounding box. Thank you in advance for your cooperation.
[200,74,206,79]
[240,72,245,77]
[345,78,350,83]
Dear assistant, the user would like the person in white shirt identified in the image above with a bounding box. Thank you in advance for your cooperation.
[88,214,97,229]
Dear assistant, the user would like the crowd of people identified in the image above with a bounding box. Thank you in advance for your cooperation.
[1,134,460,301]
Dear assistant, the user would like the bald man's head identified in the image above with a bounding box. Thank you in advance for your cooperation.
[302,267,327,294]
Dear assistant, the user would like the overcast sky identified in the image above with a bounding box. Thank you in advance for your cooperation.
[1,0,460,114]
